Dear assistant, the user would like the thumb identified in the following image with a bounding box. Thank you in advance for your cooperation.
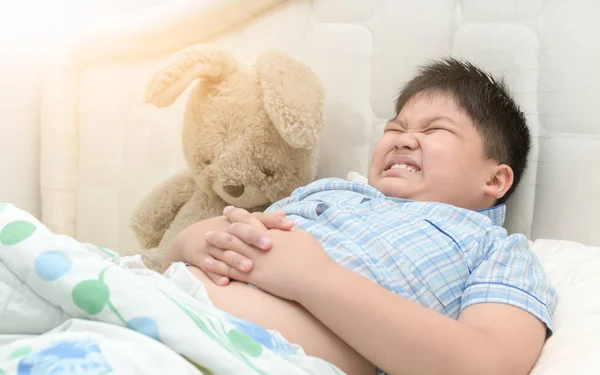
[255,211,294,230]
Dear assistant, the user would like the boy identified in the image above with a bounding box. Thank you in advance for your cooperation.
[163,58,556,375]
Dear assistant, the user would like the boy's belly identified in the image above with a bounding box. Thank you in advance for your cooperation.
[186,266,375,375]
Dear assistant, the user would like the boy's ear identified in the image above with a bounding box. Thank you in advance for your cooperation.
[483,164,514,201]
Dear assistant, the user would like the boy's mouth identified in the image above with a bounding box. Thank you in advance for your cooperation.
[387,163,420,173]
[384,156,421,173]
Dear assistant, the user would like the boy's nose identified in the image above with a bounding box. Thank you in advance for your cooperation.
[395,132,420,150]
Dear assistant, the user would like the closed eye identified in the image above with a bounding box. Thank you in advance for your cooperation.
[424,127,449,134]
[384,121,405,133]
[384,127,405,133]
[195,155,211,166]
[261,167,275,178]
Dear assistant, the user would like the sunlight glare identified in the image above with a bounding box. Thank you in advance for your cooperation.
[0,0,94,43]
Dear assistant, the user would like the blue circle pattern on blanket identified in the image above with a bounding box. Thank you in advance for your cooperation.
[34,251,72,281]
[224,313,296,355]
[17,339,112,375]
[127,317,160,341]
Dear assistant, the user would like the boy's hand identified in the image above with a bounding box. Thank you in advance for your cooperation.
[200,206,294,285]
[206,225,334,301]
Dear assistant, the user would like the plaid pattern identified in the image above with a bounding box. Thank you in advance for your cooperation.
[267,178,556,333]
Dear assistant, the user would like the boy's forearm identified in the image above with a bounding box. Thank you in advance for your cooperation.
[296,264,531,375]
[160,224,199,272]
[161,241,184,272]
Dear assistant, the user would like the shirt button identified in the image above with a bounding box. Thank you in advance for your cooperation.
[316,202,330,216]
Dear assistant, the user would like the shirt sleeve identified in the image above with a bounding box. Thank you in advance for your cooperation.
[460,230,556,335]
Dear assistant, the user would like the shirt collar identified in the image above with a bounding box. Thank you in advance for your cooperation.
[476,204,506,226]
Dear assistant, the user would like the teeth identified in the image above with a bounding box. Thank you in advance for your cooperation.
[390,163,417,172]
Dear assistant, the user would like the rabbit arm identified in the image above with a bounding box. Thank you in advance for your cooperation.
[130,170,196,249]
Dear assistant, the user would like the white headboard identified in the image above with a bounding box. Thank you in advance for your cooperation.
[41,0,600,252]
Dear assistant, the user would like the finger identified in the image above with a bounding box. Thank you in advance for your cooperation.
[202,256,246,282]
[226,222,273,251]
[252,211,294,231]
[205,271,230,286]
[223,206,266,230]
[194,255,231,286]
[221,249,253,272]
[183,241,212,269]
[205,238,253,272]
[205,229,259,256]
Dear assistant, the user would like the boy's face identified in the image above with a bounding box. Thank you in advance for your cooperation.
[368,92,505,210]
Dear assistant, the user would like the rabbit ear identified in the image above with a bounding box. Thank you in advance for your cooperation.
[144,45,238,108]
[256,51,325,149]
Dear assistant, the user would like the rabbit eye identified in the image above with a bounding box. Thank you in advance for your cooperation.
[261,167,275,178]
[197,156,211,166]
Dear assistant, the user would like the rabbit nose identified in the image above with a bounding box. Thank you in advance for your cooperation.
[223,184,245,198]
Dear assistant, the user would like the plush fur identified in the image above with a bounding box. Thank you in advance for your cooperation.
[129,45,325,271]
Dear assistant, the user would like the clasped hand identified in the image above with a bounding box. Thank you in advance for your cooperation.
[179,206,332,301]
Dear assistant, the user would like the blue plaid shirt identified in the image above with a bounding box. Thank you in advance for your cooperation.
[266,178,556,333]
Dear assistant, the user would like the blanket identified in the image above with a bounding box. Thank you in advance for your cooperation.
[0,203,343,375]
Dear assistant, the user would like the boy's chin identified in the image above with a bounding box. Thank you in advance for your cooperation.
[370,177,414,199]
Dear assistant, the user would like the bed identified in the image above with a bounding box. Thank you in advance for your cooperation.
[28,0,600,373]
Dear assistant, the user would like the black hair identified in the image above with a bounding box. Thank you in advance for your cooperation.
[395,57,530,203]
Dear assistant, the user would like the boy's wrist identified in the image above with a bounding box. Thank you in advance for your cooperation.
[161,237,187,271]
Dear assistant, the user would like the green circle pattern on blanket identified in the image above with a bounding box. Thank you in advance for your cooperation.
[0,220,36,245]
[69,266,162,342]
[226,329,263,358]
[72,279,110,315]
[9,346,32,360]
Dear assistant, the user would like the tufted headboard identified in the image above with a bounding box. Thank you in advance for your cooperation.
[40,0,600,252]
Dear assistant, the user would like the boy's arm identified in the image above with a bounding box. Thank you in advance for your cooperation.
[201,214,550,375]
[296,259,546,375]
[259,229,547,375]
[201,208,552,375]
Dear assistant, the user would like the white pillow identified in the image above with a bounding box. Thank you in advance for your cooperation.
[345,171,368,184]
[530,240,600,374]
